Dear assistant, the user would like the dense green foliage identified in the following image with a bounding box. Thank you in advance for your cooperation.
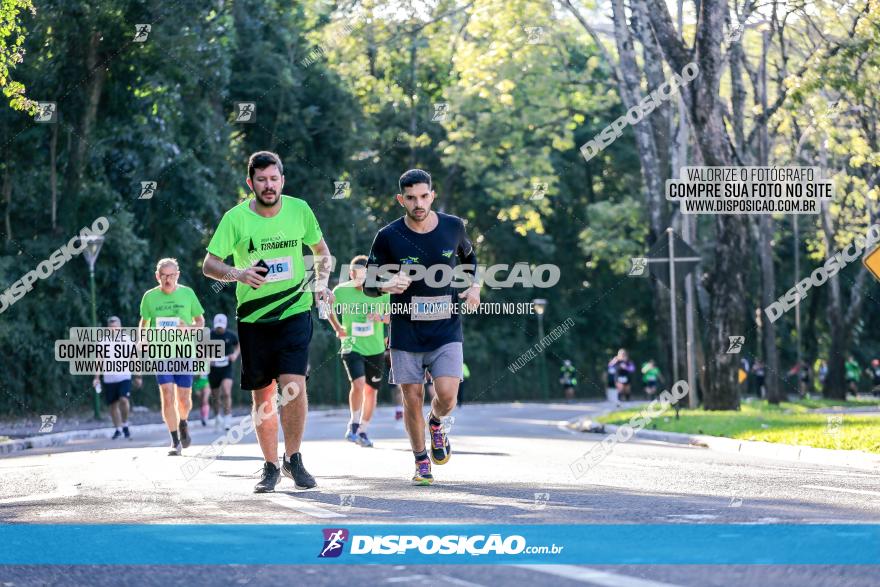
[0,0,878,415]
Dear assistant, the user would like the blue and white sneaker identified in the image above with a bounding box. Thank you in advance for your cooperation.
[344,423,359,443]
[356,432,374,448]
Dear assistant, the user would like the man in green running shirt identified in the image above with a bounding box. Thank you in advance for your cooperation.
[202,151,334,493]
[845,356,861,396]
[328,255,390,448]
[559,359,577,401]
[139,258,205,456]
[641,360,662,397]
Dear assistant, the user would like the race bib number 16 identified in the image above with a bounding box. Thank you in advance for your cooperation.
[264,256,292,282]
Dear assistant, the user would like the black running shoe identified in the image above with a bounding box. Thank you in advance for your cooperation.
[168,443,182,456]
[254,461,280,493]
[282,453,317,489]
[179,421,191,448]
[112,430,122,440]
[123,426,130,439]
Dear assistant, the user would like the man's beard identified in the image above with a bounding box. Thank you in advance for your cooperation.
[256,190,278,207]
[407,207,427,220]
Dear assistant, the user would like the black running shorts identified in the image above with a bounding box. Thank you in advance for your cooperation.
[102,379,131,405]
[209,365,233,389]
[342,351,385,387]
[237,311,312,390]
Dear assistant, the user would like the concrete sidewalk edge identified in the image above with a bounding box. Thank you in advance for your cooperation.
[0,407,353,456]
[0,423,171,456]
[568,416,880,471]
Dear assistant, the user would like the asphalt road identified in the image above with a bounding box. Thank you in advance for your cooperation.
[2,400,879,586]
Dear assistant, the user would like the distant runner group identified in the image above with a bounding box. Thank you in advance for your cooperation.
[97,152,479,491]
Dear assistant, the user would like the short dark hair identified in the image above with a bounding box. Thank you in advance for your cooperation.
[248,151,284,180]
[349,255,368,271]
[398,169,432,193]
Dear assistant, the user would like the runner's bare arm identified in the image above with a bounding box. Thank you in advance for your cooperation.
[327,308,346,338]
[202,252,267,288]
[137,318,149,354]
[307,238,335,305]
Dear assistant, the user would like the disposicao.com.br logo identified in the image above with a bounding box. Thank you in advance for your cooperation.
[318,528,349,558]
[318,528,564,558]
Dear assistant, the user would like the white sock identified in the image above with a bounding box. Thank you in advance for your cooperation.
[350,409,362,426]
[122,421,129,427]
[359,419,370,433]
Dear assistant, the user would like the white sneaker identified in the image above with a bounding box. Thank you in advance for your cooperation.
[224,413,231,431]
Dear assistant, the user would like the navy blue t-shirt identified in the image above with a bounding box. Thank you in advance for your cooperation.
[366,212,476,352]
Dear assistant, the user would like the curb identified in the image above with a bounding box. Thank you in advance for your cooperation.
[0,407,355,457]
[0,423,171,456]
[568,417,880,472]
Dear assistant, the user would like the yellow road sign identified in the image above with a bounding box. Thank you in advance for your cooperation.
[863,246,880,281]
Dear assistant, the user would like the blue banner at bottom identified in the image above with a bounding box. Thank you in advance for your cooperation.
[1,524,878,564]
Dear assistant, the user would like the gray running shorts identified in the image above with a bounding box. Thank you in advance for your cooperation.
[389,342,463,385]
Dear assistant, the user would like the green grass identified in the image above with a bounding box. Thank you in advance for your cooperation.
[597,399,880,453]
[795,397,880,409]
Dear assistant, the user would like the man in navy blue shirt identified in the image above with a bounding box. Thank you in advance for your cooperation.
[364,169,480,485]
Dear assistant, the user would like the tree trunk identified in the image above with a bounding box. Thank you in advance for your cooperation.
[610,0,665,240]
[756,31,782,403]
[62,30,107,224]
[50,123,58,231]
[643,0,746,409]
[758,215,782,402]
[2,166,11,242]
[408,29,418,168]
[820,200,847,400]
[564,0,679,382]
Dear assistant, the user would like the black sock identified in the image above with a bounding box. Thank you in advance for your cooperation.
[170,430,179,445]
[414,450,428,462]
[179,419,187,428]
[428,413,441,427]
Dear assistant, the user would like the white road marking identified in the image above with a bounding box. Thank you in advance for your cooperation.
[738,517,782,524]
[386,577,484,587]
[435,577,488,587]
[802,484,880,498]
[665,514,718,520]
[0,486,78,505]
[556,421,581,436]
[518,565,686,587]
[264,493,346,518]
[772,466,880,479]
